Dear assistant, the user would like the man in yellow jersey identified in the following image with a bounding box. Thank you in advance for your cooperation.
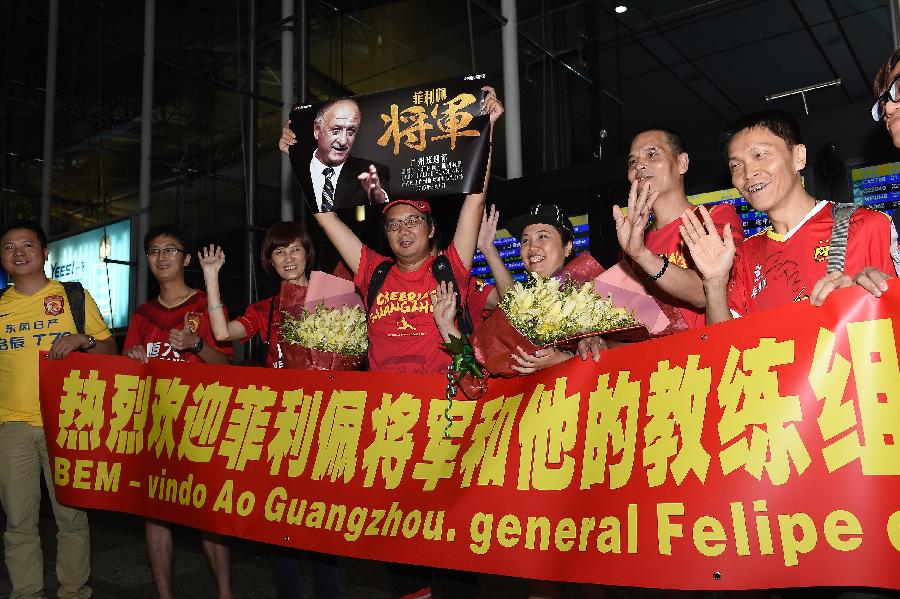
[0,219,116,598]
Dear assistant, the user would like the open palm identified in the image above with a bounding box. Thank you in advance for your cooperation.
[680,205,735,282]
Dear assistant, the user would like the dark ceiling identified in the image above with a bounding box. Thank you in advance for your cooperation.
[1,0,896,239]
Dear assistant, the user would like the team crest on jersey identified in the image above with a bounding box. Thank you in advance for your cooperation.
[186,312,201,333]
[813,242,829,262]
[474,279,487,292]
[44,295,65,316]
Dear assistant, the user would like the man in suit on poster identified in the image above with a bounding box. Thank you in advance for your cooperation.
[289,97,391,213]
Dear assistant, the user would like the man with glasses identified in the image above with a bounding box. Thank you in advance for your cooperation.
[0,219,117,599]
[285,87,501,599]
[123,224,234,599]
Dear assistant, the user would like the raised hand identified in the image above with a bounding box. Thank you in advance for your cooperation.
[612,179,658,260]
[357,164,387,203]
[278,119,296,154]
[198,244,226,275]
[481,86,504,125]
[477,205,500,253]
[431,280,459,338]
[680,204,735,284]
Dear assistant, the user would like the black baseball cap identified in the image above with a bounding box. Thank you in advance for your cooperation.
[504,204,575,242]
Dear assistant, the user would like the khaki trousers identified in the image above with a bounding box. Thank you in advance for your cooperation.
[0,421,91,599]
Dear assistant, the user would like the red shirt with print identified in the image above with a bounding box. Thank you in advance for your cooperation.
[728,202,899,316]
[124,291,234,362]
[644,202,744,329]
[236,285,308,368]
[355,243,470,374]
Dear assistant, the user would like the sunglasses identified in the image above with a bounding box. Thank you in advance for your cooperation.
[871,76,900,122]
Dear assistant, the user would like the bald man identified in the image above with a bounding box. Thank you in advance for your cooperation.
[291,97,391,213]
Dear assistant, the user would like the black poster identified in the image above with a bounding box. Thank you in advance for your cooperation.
[288,74,491,214]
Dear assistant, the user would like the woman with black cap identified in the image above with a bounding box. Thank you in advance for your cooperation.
[435,203,608,376]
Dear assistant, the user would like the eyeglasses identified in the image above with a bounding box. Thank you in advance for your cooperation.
[384,214,427,232]
[871,76,900,122]
[146,247,185,258]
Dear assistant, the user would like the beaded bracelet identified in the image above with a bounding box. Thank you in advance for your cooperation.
[648,253,669,281]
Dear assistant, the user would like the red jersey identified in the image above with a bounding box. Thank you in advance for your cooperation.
[356,243,470,374]
[728,202,899,316]
[236,285,308,369]
[644,203,744,329]
[124,291,234,362]
[466,277,496,328]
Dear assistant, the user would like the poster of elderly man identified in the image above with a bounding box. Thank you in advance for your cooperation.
[285,74,493,214]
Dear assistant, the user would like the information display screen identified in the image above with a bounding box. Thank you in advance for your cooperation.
[44,219,133,330]
[850,160,900,216]
[471,214,590,284]
[686,187,771,238]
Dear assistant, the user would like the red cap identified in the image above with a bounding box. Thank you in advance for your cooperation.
[381,198,431,215]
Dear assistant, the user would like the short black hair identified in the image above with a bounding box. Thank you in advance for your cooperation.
[874,46,900,97]
[260,221,316,277]
[721,110,802,161]
[144,224,193,255]
[0,219,49,249]
[630,126,686,155]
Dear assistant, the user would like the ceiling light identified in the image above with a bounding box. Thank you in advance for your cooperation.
[615,5,627,13]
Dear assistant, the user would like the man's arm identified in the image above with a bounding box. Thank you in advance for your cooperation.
[313,211,363,274]
[47,333,116,359]
[614,180,706,308]
[477,205,514,298]
[453,86,503,270]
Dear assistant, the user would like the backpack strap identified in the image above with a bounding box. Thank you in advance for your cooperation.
[366,260,395,315]
[60,281,86,335]
[431,255,473,335]
[827,203,857,274]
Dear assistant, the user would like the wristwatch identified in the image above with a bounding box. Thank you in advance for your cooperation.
[189,336,204,354]
[82,335,96,351]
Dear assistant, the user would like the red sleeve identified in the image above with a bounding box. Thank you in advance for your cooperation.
[123,310,144,352]
[236,297,273,340]
[353,244,390,308]
[709,203,745,246]
[444,242,473,305]
[466,278,496,326]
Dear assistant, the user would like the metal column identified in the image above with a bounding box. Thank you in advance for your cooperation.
[501,0,523,179]
[40,0,58,234]
[137,0,155,305]
[280,0,294,222]
[246,0,258,308]
[892,0,900,48]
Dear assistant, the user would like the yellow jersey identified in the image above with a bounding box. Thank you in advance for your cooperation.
[0,280,112,426]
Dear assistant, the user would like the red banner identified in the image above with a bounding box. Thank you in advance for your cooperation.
[38,284,900,590]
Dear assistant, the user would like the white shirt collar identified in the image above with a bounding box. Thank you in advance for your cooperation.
[309,151,345,211]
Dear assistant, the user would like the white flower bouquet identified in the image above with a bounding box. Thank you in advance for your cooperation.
[471,273,644,376]
[279,304,368,370]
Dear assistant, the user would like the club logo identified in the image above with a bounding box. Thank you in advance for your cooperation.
[186,311,201,334]
[813,243,829,262]
[44,295,65,316]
